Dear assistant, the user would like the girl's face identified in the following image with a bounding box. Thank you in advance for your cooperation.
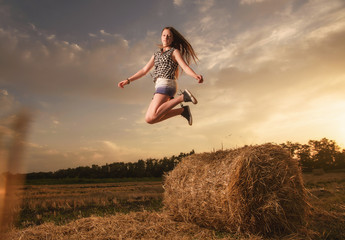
[161,29,173,47]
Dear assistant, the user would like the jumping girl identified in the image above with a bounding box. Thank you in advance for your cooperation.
[118,27,203,125]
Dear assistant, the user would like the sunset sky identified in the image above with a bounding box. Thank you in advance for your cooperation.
[1,0,345,173]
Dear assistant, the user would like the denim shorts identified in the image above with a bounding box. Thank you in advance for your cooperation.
[154,78,177,98]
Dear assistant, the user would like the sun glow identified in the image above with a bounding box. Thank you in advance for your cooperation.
[335,114,345,149]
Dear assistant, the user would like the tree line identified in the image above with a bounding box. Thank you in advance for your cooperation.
[280,138,345,172]
[25,151,195,180]
[13,138,345,181]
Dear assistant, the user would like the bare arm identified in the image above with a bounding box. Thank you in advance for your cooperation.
[118,55,155,88]
[173,49,203,83]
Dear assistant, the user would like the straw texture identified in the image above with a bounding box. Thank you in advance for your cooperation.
[4,211,265,240]
[163,143,309,236]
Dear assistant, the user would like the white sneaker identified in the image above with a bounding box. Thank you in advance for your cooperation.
[181,89,198,104]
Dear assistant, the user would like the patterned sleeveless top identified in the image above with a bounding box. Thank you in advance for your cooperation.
[153,47,178,82]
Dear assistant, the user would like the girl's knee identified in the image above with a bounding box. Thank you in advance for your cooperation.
[145,115,156,124]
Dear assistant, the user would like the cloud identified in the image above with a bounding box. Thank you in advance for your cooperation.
[195,0,215,13]
[240,0,269,5]
[22,139,154,172]
[0,89,8,96]
[173,0,183,7]
[0,115,14,138]
[52,120,60,126]
[0,89,21,117]
[0,22,156,105]
[173,0,345,147]
[186,0,345,73]
[102,140,120,151]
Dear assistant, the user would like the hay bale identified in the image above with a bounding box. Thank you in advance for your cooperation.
[163,143,309,236]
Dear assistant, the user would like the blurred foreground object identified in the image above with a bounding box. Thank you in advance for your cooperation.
[0,110,31,233]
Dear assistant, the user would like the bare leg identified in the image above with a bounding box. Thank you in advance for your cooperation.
[145,93,184,124]
[156,108,184,123]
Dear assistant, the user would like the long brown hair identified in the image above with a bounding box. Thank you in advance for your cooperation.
[160,27,198,78]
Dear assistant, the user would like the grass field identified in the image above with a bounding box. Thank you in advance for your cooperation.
[18,180,164,228]
[3,172,345,239]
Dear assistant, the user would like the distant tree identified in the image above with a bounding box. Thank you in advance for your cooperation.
[24,150,197,180]
[126,162,135,178]
[281,138,345,172]
[134,160,146,177]
[110,162,127,178]
[308,138,340,170]
[280,141,301,158]
[145,158,156,177]
[297,144,313,172]
[335,150,345,169]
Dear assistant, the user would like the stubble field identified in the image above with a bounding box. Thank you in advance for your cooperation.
[3,171,345,240]
[17,180,164,228]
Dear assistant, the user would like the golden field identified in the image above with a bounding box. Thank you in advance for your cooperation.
[1,171,344,240]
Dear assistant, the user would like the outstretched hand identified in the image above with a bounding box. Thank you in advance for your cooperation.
[118,80,129,88]
[196,75,204,84]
